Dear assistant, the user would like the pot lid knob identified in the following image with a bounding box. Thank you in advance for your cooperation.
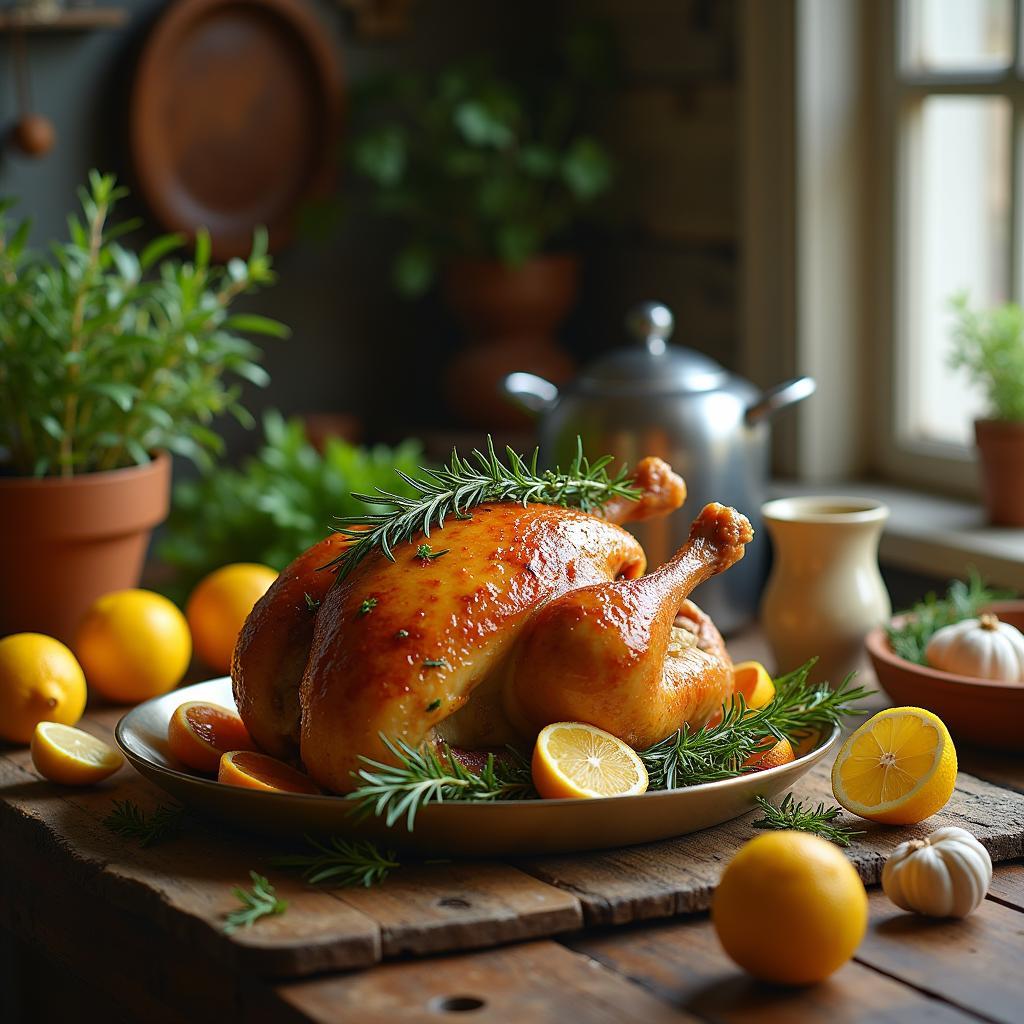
[626,302,674,356]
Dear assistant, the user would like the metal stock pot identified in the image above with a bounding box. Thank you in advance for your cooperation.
[502,302,814,634]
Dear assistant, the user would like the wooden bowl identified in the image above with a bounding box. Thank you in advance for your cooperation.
[865,600,1024,751]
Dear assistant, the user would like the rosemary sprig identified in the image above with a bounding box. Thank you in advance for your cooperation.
[224,871,287,934]
[752,793,864,848]
[349,737,536,831]
[326,436,640,580]
[103,799,186,847]
[271,837,400,888]
[886,571,1012,665]
[639,660,872,790]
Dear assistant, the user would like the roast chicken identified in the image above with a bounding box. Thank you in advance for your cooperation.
[232,457,753,794]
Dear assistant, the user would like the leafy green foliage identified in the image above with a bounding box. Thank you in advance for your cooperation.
[349,27,617,295]
[639,662,872,790]
[949,292,1024,421]
[349,738,536,831]
[886,571,1012,665]
[223,872,287,934]
[271,837,399,888]
[327,436,640,581]
[158,411,424,596]
[0,171,286,477]
[752,793,864,848]
[102,799,187,847]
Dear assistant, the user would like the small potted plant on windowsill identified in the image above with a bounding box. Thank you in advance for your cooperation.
[0,172,287,641]
[950,293,1024,526]
[349,30,615,427]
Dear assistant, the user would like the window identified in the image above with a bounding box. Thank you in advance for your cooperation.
[884,0,1018,483]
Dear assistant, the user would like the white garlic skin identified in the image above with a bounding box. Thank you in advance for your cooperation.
[924,614,1024,682]
[882,826,992,918]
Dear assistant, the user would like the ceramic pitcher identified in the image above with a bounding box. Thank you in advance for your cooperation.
[760,496,891,685]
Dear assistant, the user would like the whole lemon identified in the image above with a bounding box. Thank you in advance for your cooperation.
[186,563,277,674]
[712,830,868,985]
[75,589,191,704]
[0,633,87,743]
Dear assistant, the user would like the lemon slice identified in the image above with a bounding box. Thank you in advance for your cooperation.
[831,707,957,824]
[732,660,776,710]
[31,722,124,786]
[532,722,648,799]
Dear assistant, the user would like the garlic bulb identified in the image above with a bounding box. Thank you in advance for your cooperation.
[924,613,1024,682]
[882,826,992,918]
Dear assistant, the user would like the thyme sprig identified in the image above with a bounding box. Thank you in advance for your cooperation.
[103,799,186,847]
[639,661,872,790]
[752,793,864,848]
[327,436,640,581]
[349,737,536,831]
[271,837,400,888]
[223,871,288,934]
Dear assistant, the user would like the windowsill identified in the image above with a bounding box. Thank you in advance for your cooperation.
[768,480,1024,589]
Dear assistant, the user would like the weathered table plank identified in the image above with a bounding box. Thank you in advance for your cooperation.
[516,759,1024,926]
[567,916,982,1024]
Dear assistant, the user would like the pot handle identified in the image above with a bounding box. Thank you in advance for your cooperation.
[501,372,560,416]
[745,376,816,426]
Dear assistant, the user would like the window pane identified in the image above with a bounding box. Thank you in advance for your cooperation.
[903,95,1010,446]
[904,0,1013,72]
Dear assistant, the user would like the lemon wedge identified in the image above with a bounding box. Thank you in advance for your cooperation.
[532,722,648,799]
[831,707,957,824]
[31,722,124,786]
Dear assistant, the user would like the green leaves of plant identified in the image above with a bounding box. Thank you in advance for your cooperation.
[0,172,288,477]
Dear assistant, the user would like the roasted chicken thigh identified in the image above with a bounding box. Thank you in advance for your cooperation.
[232,457,752,794]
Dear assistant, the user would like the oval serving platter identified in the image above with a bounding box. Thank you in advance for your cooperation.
[116,677,840,858]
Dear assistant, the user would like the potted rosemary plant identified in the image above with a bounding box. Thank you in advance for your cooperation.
[350,30,615,427]
[0,172,286,641]
[949,294,1024,525]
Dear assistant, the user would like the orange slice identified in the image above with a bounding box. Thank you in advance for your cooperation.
[217,750,320,794]
[732,661,776,710]
[743,736,795,771]
[168,700,255,774]
[532,722,648,799]
[31,722,124,785]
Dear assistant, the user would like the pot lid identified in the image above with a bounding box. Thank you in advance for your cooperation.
[577,302,728,394]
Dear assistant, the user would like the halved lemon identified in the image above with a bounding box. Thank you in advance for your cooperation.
[532,722,649,799]
[31,722,124,786]
[218,750,320,794]
[831,707,957,824]
[733,660,775,710]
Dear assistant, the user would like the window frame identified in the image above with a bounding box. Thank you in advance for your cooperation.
[875,0,1024,494]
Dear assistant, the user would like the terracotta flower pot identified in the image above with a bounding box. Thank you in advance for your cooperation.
[0,452,172,643]
[974,419,1024,526]
[442,253,578,428]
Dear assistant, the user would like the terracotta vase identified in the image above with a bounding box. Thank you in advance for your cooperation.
[974,419,1024,526]
[760,496,891,686]
[442,253,578,428]
[0,452,172,643]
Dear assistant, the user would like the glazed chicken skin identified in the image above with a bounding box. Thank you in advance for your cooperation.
[232,457,752,794]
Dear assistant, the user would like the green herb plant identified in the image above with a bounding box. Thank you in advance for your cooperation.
[224,872,288,934]
[158,411,424,597]
[350,26,616,295]
[949,292,1024,421]
[886,571,1012,665]
[271,837,400,888]
[752,793,864,848]
[102,799,187,847]
[0,171,286,478]
[328,436,639,581]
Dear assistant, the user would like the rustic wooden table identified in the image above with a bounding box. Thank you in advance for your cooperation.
[2,632,1023,1024]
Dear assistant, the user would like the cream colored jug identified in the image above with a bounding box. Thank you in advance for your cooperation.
[760,496,890,685]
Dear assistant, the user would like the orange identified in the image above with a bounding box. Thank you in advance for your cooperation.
[74,589,191,704]
[712,831,868,985]
[532,721,648,799]
[168,700,256,773]
[0,633,87,744]
[732,661,775,709]
[744,736,795,771]
[217,749,320,794]
[186,563,277,673]
[31,722,123,785]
